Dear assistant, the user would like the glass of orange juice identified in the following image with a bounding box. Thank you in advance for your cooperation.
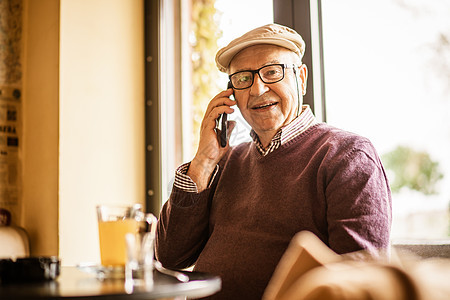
[96,204,142,268]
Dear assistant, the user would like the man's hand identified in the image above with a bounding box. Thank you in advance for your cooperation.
[187,88,236,192]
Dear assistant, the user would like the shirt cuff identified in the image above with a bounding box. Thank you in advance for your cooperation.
[174,162,219,193]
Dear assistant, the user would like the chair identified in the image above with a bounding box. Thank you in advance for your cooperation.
[263,231,450,300]
[0,209,30,259]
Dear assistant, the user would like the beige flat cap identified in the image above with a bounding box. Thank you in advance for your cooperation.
[215,23,306,73]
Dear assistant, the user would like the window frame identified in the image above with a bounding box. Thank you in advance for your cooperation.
[145,0,450,256]
[144,0,184,215]
[273,0,326,122]
[144,0,161,215]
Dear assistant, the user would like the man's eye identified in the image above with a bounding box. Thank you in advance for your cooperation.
[263,69,281,78]
[239,75,251,82]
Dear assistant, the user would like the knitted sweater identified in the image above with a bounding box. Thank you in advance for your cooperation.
[156,123,392,300]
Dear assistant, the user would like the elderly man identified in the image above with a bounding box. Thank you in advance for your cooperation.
[156,24,391,299]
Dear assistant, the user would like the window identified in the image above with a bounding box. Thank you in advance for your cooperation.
[147,0,273,210]
[321,0,450,240]
[185,0,274,160]
[151,0,449,242]
[215,0,274,146]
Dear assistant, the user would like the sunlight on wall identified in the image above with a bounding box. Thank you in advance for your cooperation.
[59,0,145,265]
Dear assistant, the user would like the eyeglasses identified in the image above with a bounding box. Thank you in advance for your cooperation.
[228,63,296,90]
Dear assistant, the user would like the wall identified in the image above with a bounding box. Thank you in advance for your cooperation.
[59,0,145,265]
[21,0,145,265]
[22,0,60,257]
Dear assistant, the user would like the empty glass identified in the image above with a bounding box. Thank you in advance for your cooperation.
[125,213,157,288]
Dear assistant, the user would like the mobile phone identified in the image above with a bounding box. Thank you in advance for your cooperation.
[219,82,233,147]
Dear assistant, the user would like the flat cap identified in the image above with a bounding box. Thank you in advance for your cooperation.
[215,23,306,73]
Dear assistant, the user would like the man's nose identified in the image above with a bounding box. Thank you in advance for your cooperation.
[249,74,269,97]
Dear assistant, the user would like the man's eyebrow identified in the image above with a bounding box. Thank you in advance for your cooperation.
[265,60,281,65]
[232,60,281,73]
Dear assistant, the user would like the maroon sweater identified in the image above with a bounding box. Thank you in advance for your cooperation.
[156,123,392,299]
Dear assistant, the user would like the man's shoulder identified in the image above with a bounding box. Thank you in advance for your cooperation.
[312,122,360,137]
[312,123,371,144]
[305,123,378,158]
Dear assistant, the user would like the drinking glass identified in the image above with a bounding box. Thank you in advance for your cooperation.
[96,204,143,268]
[125,213,158,288]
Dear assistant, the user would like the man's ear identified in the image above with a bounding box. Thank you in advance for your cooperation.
[298,64,308,95]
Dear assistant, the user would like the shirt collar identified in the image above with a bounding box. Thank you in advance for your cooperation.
[250,105,317,151]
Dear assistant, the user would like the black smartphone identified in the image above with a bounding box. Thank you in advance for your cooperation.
[219,82,233,147]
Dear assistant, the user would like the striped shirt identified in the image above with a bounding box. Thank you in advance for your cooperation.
[250,105,317,156]
[174,105,318,193]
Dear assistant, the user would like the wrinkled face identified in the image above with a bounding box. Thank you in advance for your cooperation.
[229,45,307,143]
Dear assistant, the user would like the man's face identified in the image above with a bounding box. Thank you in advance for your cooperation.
[229,45,306,144]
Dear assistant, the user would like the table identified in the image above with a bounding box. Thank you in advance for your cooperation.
[0,266,221,299]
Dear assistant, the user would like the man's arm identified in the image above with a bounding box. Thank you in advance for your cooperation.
[325,141,392,255]
[155,182,216,269]
[155,88,235,266]
[187,88,235,192]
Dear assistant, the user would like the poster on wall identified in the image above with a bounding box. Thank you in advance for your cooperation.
[0,87,20,208]
[0,0,23,223]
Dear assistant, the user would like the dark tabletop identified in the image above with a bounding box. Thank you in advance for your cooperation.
[0,266,221,299]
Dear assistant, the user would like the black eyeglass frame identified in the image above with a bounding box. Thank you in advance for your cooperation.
[228,63,297,90]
